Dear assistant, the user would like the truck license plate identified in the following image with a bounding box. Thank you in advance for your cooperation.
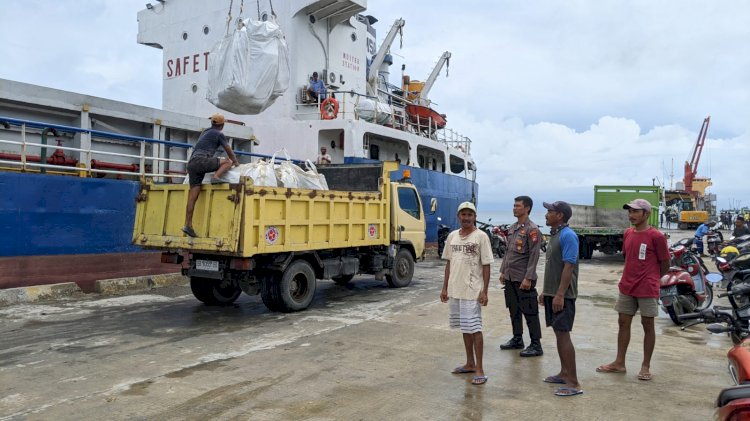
[196,260,219,272]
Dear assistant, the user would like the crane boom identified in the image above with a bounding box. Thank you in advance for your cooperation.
[416,51,451,105]
[683,115,710,194]
[367,18,405,96]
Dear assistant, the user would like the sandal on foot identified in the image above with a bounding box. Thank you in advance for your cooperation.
[638,372,652,381]
[452,366,476,374]
[596,364,626,374]
[543,375,566,384]
[471,375,488,385]
[555,387,583,397]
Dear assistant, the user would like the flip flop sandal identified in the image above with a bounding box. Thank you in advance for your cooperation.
[638,372,652,381]
[471,375,488,385]
[452,366,476,374]
[596,364,626,374]
[543,375,566,384]
[555,387,583,397]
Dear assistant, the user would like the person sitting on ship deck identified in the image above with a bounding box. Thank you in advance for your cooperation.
[182,113,239,238]
[307,72,327,103]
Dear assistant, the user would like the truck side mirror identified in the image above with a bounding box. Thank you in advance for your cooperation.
[430,198,437,214]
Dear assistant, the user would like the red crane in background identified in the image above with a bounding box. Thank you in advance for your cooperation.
[683,115,710,199]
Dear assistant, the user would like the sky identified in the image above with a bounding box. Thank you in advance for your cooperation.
[1,0,748,215]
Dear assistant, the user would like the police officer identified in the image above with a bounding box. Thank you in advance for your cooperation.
[498,195,544,357]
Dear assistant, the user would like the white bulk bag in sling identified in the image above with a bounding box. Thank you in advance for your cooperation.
[207,18,289,115]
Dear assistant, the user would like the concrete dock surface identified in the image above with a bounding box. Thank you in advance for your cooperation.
[0,230,731,420]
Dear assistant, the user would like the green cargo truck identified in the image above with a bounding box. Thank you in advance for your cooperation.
[570,185,661,259]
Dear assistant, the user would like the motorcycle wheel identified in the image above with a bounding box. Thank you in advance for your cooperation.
[666,305,683,325]
[696,284,714,310]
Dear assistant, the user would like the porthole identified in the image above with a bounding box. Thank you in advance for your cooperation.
[203,26,210,35]
[351,33,357,42]
[191,83,198,93]
[182,31,188,41]
[309,15,316,24]
[261,12,269,21]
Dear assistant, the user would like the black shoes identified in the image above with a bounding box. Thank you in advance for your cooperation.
[182,226,197,237]
[520,341,543,357]
[499,336,525,350]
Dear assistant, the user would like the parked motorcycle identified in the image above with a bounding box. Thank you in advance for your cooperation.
[477,220,504,258]
[678,284,750,420]
[708,227,726,256]
[492,224,510,258]
[436,217,451,257]
[660,243,718,325]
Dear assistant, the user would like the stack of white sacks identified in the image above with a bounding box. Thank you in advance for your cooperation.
[188,149,329,190]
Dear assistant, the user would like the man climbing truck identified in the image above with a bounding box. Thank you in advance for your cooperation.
[132,162,427,312]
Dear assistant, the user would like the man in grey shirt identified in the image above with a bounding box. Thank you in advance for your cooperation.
[498,195,544,357]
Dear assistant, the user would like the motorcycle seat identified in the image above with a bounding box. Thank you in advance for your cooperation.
[717,384,750,407]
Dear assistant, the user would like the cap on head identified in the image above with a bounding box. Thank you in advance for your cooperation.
[543,201,573,222]
[313,72,319,77]
[708,220,717,226]
[738,215,745,221]
[210,113,225,125]
[623,198,652,213]
[457,201,477,214]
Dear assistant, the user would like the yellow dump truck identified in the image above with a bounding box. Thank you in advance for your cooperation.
[133,162,427,312]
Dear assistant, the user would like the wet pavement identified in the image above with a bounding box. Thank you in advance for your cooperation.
[0,231,732,420]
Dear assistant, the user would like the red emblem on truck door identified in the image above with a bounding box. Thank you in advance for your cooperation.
[368,224,377,238]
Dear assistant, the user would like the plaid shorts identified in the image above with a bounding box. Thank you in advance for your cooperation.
[187,156,220,186]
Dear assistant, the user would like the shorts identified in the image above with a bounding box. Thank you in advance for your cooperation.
[187,156,220,186]
[614,293,658,317]
[543,296,576,332]
[449,298,483,334]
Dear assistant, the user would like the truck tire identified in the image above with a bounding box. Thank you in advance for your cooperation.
[332,274,355,286]
[190,277,242,306]
[260,272,283,312]
[387,249,414,288]
[277,260,317,312]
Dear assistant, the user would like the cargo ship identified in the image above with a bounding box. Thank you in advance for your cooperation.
[0,0,478,290]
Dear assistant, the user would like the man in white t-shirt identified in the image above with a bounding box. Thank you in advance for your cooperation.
[316,147,332,164]
[440,201,494,385]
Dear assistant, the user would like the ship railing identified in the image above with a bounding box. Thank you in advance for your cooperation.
[294,89,472,156]
[0,116,286,183]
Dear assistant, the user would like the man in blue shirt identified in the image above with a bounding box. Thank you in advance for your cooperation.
[539,201,582,397]
[307,72,327,103]
[694,220,716,256]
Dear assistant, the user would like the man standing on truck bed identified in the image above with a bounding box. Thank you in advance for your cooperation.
[182,113,239,238]
[441,202,494,386]
[498,195,544,357]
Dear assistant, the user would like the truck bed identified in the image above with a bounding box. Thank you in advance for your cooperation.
[133,164,393,257]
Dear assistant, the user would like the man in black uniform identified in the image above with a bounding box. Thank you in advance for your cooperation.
[498,195,544,357]
[182,113,239,237]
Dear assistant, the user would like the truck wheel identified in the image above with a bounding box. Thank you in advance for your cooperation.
[278,260,317,312]
[332,274,354,286]
[190,277,242,306]
[387,249,414,288]
[260,272,283,312]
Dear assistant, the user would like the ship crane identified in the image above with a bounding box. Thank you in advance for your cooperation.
[367,18,405,97]
[683,115,710,199]
[415,51,451,106]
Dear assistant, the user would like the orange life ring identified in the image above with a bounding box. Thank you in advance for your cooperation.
[320,98,339,120]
